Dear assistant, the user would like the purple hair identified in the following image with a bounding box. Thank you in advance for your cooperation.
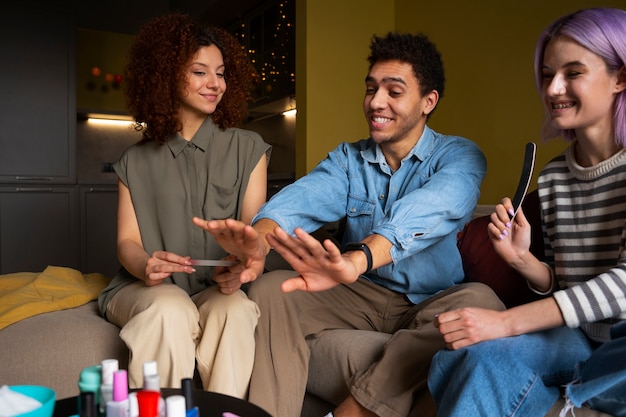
[533,8,626,146]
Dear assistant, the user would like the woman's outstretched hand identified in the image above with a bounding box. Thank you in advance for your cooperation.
[193,217,267,292]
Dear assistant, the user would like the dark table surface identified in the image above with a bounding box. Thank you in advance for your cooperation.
[52,388,272,417]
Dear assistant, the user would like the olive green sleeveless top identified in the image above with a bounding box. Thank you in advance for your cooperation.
[98,117,271,316]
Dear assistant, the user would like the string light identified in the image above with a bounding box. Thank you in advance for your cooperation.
[232,0,295,103]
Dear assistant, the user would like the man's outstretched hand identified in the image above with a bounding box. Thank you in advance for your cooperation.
[268,226,360,293]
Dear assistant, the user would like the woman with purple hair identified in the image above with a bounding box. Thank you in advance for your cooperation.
[428,7,626,417]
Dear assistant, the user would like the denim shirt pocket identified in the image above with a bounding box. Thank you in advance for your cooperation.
[344,196,377,242]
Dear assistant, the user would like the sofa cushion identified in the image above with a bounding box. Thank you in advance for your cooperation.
[0,301,127,399]
[458,189,546,308]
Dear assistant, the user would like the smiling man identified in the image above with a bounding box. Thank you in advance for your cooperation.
[194,32,504,417]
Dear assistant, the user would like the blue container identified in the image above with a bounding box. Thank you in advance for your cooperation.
[7,385,56,417]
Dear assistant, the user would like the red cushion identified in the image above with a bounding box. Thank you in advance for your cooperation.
[457,190,546,308]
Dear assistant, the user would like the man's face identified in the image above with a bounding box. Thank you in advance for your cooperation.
[363,60,434,146]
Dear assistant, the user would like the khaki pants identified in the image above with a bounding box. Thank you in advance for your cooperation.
[106,282,259,398]
[247,271,505,417]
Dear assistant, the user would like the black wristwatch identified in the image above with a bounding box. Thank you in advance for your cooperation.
[344,242,373,274]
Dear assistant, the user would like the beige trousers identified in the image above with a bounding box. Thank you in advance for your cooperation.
[247,271,505,417]
[106,282,259,399]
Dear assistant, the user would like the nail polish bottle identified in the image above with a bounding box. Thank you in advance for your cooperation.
[142,360,164,415]
[165,395,186,417]
[100,359,119,416]
[136,390,160,417]
[142,361,158,389]
[181,378,198,417]
[78,365,102,410]
[128,392,139,417]
[106,370,129,417]
[79,391,97,417]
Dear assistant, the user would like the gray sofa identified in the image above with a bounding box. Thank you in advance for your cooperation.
[0,301,613,417]
[0,296,351,416]
[0,197,615,417]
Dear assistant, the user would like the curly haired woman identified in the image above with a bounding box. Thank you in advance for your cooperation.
[97,13,271,399]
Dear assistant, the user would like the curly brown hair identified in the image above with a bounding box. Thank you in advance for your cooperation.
[124,13,258,144]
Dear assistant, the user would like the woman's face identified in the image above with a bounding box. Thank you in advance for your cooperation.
[179,44,226,118]
[540,36,624,138]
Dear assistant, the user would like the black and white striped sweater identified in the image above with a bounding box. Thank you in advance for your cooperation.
[538,143,626,342]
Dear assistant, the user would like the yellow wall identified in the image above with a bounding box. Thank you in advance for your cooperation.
[298,0,626,203]
[395,0,626,203]
[295,0,395,177]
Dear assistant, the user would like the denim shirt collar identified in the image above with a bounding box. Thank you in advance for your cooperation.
[361,125,435,171]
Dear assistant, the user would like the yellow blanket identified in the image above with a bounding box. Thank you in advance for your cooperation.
[0,266,110,331]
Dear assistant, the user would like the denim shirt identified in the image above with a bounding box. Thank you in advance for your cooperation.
[254,126,486,303]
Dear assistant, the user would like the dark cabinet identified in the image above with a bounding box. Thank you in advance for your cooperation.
[0,186,78,274]
[0,5,78,275]
[0,185,120,276]
[0,5,75,183]
[79,185,120,278]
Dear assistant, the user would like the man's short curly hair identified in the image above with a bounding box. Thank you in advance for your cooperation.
[124,13,258,144]
[367,32,445,101]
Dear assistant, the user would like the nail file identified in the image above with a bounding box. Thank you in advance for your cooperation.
[189,259,237,267]
[510,142,537,220]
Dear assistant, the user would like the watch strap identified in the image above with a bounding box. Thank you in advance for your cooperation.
[344,242,373,274]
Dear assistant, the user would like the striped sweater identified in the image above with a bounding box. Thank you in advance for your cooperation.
[538,143,626,342]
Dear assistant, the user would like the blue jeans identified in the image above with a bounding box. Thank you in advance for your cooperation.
[564,321,626,417]
[427,327,593,417]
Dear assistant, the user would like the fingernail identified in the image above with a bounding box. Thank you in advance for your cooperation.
[508,208,515,216]
[505,221,512,228]
[499,233,505,240]
[502,230,508,237]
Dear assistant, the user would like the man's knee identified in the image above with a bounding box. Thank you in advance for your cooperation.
[247,269,298,301]
[456,282,506,311]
